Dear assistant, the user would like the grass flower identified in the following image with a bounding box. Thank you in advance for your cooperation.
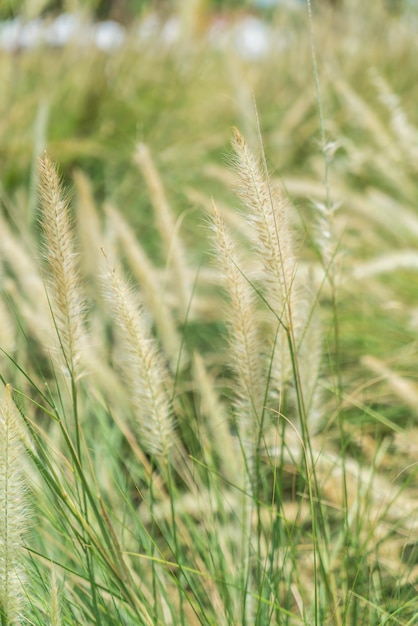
[210,200,264,465]
[230,128,299,397]
[0,385,29,624]
[135,143,190,317]
[38,155,86,379]
[103,258,174,458]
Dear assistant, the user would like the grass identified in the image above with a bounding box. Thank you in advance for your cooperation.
[0,0,418,624]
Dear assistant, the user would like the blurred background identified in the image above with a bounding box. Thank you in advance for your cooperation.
[1,0,417,218]
[0,0,416,21]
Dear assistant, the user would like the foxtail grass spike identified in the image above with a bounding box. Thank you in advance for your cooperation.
[0,385,28,624]
[38,155,86,380]
[103,257,174,458]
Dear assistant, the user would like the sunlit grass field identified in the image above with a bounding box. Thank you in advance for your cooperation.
[1,1,418,624]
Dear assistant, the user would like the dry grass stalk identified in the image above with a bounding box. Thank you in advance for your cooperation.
[312,197,341,272]
[73,169,106,283]
[105,203,183,369]
[103,258,174,457]
[230,129,324,436]
[50,567,62,626]
[38,155,86,379]
[231,128,296,323]
[210,199,262,623]
[211,201,264,462]
[0,213,49,347]
[291,289,323,432]
[230,128,299,394]
[191,351,241,481]
[333,75,394,154]
[361,355,418,417]
[0,295,16,356]
[353,250,418,279]
[135,143,190,315]
[371,69,418,165]
[0,384,28,624]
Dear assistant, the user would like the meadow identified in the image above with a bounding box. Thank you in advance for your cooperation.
[1,1,418,624]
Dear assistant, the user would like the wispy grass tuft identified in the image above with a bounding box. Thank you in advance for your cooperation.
[103,255,175,459]
[0,384,29,625]
[38,155,87,381]
[230,127,300,400]
[210,199,264,470]
[135,143,191,317]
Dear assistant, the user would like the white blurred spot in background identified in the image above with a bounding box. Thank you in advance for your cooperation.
[0,2,416,54]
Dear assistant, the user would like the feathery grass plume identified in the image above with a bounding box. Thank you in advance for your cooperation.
[371,69,418,165]
[332,75,395,155]
[352,250,418,279]
[134,143,190,316]
[105,204,183,369]
[49,567,61,626]
[312,199,341,271]
[191,351,241,482]
[291,288,323,431]
[231,128,296,315]
[0,296,15,358]
[211,200,263,623]
[38,155,86,379]
[73,169,105,283]
[103,256,174,457]
[0,213,49,342]
[0,385,29,624]
[210,200,264,466]
[230,128,298,397]
[361,355,418,417]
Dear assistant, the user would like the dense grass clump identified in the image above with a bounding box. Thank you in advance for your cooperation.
[0,1,418,624]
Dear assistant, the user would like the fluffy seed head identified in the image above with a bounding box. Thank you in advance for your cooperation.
[104,259,174,457]
[38,155,86,379]
[0,385,28,623]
